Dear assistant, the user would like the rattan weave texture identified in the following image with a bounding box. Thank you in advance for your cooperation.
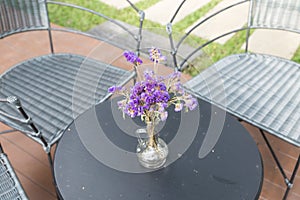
[185,53,300,147]
[0,54,135,146]
[0,145,28,200]
[0,0,48,38]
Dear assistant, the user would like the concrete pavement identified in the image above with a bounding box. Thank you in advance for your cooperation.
[99,0,300,59]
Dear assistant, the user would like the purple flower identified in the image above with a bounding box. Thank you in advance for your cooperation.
[144,70,155,81]
[125,103,139,118]
[158,82,167,91]
[108,86,116,93]
[157,103,166,112]
[174,103,183,112]
[149,47,166,63]
[117,99,126,109]
[118,70,174,119]
[109,48,198,124]
[172,82,184,94]
[123,51,143,65]
[185,96,198,111]
[108,86,123,93]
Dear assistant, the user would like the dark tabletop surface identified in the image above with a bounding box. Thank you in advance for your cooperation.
[54,98,263,200]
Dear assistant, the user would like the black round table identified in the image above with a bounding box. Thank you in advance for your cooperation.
[54,98,263,200]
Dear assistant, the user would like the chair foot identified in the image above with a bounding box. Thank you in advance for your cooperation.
[282,155,300,200]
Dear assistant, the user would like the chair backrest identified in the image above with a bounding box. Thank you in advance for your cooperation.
[0,0,49,38]
[167,0,300,71]
[165,0,250,71]
[0,144,28,200]
[0,0,144,55]
[249,0,300,33]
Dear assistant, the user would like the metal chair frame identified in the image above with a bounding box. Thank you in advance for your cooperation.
[167,0,249,71]
[167,0,300,199]
[0,0,144,167]
[0,143,28,200]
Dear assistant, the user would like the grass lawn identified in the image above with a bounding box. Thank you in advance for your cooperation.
[48,0,300,75]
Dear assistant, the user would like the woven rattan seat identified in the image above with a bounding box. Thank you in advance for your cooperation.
[0,54,135,147]
[0,144,28,200]
[185,53,300,146]
[0,0,144,169]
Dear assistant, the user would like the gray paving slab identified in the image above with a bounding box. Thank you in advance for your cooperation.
[245,29,300,59]
[99,0,142,9]
[145,0,211,25]
[186,0,249,44]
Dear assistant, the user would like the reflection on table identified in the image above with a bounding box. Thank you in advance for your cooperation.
[54,98,263,200]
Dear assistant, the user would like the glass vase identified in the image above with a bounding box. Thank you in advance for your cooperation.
[136,120,168,169]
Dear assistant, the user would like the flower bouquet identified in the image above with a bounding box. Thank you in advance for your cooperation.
[108,48,197,169]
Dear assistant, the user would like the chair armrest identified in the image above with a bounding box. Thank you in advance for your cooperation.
[0,96,30,124]
[0,96,40,137]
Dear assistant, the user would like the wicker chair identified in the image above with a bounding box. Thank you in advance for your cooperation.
[0,0,144,167]
[0,143,28,200]
[167,0,300,199]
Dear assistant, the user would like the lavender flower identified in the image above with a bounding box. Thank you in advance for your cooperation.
[184,95,198,111]
[108,48,198,123]
[149,47,166,63]
[108,86,123,93]
[174,103,183,112]
[123,51,143,65]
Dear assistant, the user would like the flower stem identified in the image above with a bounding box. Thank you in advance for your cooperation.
[134,65,141,82]
[146,116,158,148]
[154,61,158,76]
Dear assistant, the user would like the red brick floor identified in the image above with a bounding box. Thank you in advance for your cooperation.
[0,30,299,200]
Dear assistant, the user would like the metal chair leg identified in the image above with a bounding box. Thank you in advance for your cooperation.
[47,150,62,199]
[260,129,288,181]
[47,151,53,168]
[259,129,300,200]
[282,155,300,200]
